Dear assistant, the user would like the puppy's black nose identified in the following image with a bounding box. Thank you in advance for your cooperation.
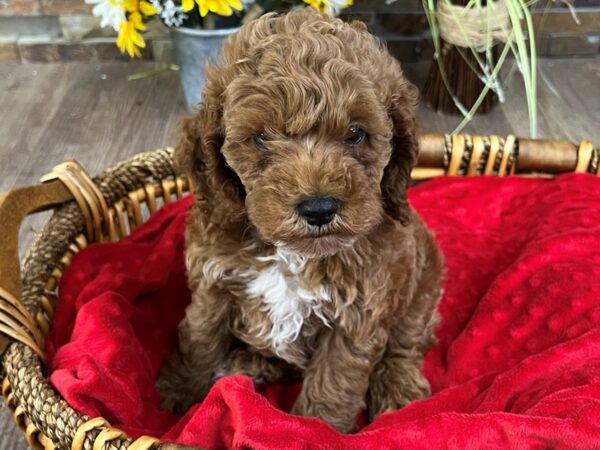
[296,197,339,227]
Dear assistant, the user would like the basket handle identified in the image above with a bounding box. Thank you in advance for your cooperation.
[0,180,74,359]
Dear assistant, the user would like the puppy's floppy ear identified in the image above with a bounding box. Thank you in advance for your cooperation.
[174,101,246,225]
[380,71,420,225]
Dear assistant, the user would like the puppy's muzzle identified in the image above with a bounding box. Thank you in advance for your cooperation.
[296,196,339,227]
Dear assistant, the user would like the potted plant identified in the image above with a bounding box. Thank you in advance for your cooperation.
[86,0,353,110]
[420,0,540,136]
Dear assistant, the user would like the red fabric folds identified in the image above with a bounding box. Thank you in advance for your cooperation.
[47,174,600,449]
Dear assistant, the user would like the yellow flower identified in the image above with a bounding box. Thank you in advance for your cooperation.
[122,0,157,15]
[114,0,157,58]
[117,18,146,58]
[139,0,156,15]
[303,0,321,10]
[181,0,242,17]
[130,10,146,29]
[303,0,352,15]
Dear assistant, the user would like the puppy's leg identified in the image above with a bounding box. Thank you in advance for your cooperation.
[291,326,387,433]
[217,347,294,384]
[156,285,232,414]
[368,283,441,421]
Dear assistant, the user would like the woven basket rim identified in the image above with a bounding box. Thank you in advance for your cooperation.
[3,148,180,450]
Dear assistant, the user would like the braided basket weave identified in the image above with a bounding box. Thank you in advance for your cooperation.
[0,133,598,450]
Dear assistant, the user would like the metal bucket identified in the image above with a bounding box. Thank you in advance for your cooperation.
[170,26,239,111]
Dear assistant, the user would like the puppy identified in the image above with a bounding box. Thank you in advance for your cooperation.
[156,9,443,433]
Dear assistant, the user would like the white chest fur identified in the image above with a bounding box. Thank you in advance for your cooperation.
[246,248,331,356]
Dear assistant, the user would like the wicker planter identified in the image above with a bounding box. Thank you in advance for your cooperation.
[0,134,598,450]
[422,0,511,114]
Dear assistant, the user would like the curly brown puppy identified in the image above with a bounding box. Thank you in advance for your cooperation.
[156,9,443,433]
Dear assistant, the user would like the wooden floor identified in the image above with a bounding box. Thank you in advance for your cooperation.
[0,56,599,449]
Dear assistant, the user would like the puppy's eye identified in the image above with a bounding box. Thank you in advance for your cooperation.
[344,125,366,146]
[253,132,268,151]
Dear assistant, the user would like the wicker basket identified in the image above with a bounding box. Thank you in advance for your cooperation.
[0,133,598,450]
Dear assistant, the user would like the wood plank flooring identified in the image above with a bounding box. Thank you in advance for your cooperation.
[0,57,598,449]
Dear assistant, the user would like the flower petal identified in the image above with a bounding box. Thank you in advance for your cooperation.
[208,0,232,16]
[139,1,157,15]
[182,0,195,11]
[122,0,136,12]
[130,11,146,29]
[227,0,243,11]
[197,0,208,16]
[117,21,128,52]
[127,41,135,57]
[132,30,146,47]
[303,0,323,12]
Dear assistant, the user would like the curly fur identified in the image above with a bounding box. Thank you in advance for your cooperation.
[156,9,443,433]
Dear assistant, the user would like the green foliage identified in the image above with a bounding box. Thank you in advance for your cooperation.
[423,0,539,137]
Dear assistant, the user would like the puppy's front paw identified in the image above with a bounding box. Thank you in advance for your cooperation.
[155,354,211,414]
[291,397,357,434]
[155,374,201,414]
[368,369,430,421]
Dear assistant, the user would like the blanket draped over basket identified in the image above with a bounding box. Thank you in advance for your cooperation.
[46,174,600,449]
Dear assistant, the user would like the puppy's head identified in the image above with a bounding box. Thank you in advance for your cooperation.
[176,10,419,258]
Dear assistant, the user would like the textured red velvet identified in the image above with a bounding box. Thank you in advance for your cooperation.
[47,174,600,449]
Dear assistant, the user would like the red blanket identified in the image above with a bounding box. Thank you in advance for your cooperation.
[47,174,600,449]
